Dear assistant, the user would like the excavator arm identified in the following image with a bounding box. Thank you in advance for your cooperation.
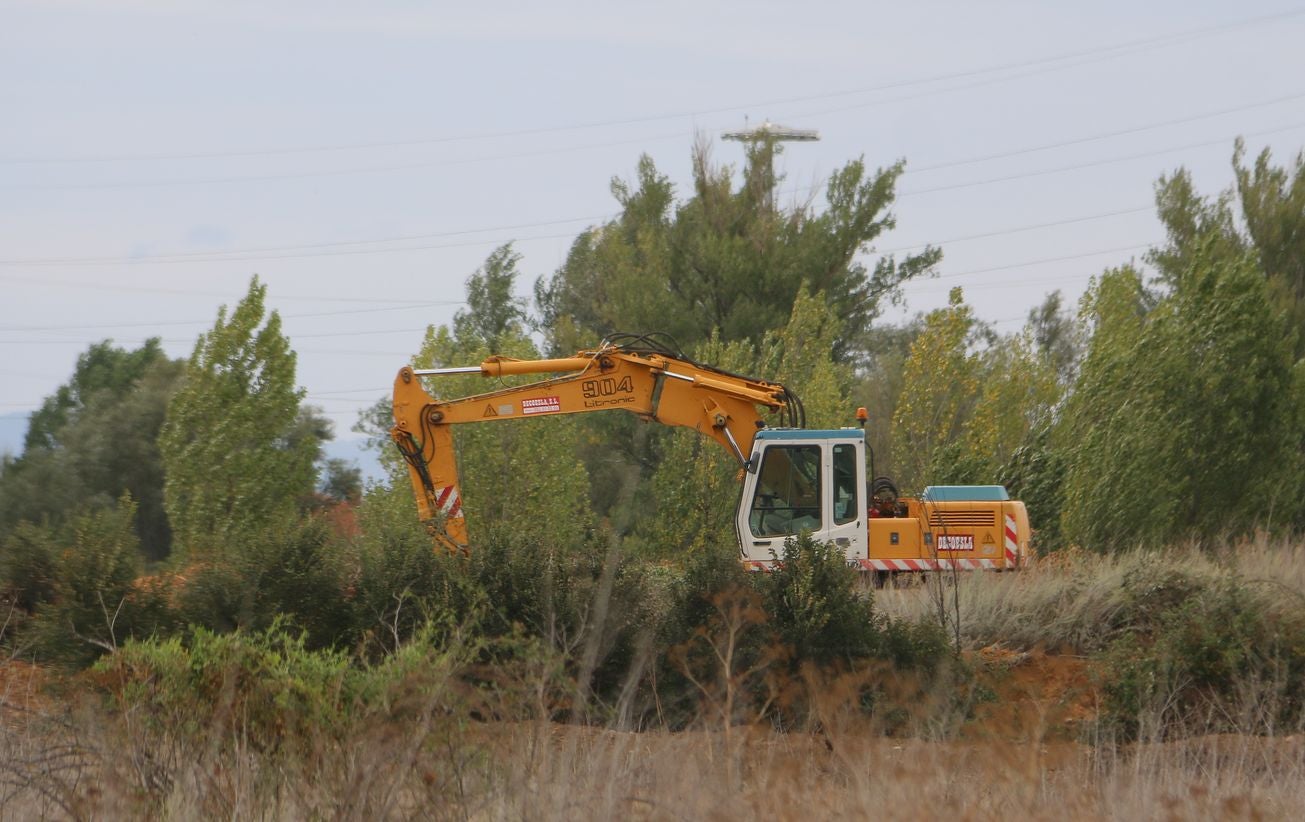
[391,342,802,550]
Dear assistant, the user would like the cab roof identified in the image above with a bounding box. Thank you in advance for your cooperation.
[922,485,1010,501]
[754,428,864,441]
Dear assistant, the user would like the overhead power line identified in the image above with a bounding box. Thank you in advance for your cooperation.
[0,130,693,192]
[898,122,1305,198]
[875,205,1153,254]
[4,7,1300,167]
[4,85,1299,266]
[7,116,1284,270]
[0,242,1155,349]
[903,90,1305,173]
[0,300,461,334]
[5,96,1299,270]
[0,274,450,304]
[0,214,613,266]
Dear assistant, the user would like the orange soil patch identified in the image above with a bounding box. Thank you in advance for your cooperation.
[968,647,1099,741]
[0,660,52,725]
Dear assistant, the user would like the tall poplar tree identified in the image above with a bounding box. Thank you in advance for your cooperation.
[160,277,318,554]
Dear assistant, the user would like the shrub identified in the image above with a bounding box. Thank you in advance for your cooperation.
[96,624,355,755]
[754,533,881,666]
[346,485,465,655]
[1,520,60,613]
[177,516,350,650]
[23,499,177,666]
[1098,574,1305,740]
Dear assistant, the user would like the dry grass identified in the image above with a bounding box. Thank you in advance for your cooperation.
[3,702,1304,820]
[874,535,1305,654]
[4,538,1305,819]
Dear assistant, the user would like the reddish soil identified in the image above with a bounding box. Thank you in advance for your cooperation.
[968,646,1099,741]
[0,660,52,727]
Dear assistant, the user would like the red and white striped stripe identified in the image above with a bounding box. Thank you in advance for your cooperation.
[1003,513,1019,568]
[856,558,1000,572]
[743,558,1001,572]
[433,485,464,519]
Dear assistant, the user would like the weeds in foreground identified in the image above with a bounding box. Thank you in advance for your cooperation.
[4,539,1305,817]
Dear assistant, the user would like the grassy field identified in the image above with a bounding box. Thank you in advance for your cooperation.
[4,538,1305,819]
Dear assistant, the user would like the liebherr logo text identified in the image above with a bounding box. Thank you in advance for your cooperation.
[582,376,634,408]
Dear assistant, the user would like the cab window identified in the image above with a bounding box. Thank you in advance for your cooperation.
[832,443,859,525]
[749,445,822,537]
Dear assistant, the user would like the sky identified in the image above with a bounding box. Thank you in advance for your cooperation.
[3,0,1305,472]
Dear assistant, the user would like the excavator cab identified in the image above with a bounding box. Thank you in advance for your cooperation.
[737,429,868,565]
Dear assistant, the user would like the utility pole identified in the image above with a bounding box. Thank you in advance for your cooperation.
[722,120,820,211]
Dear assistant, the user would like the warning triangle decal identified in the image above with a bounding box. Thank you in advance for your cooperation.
[483,404,498,417]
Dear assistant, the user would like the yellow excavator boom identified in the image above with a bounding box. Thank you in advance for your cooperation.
[390,342,801,550]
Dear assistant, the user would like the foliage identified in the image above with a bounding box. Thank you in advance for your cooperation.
[891,288,1059,492]
[1026,290,1083,385]
[96,625,357,755]
[454,243,530,351]
[1099,571,1305,741]
[1057,245,1301,550]
[0,339,183,560]
[177,516,351,650]
[998,423,1068,552]
[0,520,60,613]
[535,139,939,364]
[850,321,920,480]
[891,289,982,490]
[754,533,882,667]
[317,457,363,504]
[20,499,176,666]
[160,277,324,556]
[346,484,463,654]
[1153,142,1305,356]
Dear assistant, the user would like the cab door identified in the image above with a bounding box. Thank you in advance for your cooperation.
[828,439,868,561]
[737,435,867,563]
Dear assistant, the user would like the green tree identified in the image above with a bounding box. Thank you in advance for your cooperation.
[890,288,1060,492]
[454,243,529,352]
[21,498,176,666]
[318,458,362,504]
[850,321,921,483]
[1026,290,1082,385]
[890,288,983,491]
[1153,142,1305,356]
[0,339,183,560]
[412,255,594,547]
[535,139,939,364]
[159,277,321,555]
[1058,248,1301,550]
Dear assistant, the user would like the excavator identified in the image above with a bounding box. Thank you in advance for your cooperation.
[391,334,1030,573]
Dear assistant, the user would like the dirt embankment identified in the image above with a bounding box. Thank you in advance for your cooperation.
[968,646,1099,741]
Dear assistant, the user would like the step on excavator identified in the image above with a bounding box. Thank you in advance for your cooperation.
[391,334,1030,573]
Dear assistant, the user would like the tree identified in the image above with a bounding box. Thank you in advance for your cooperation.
[890,288,983,491]
[454,243,529,352]
[159,277,322,555]
[1152,141,1305,356]
[1026,290,1082,385]
[889,288,1060,493]
[318,459,363,504]
[0,339,183,560]
[1057,249,1301,550]
[535,138,940,364]
[22,338,169,453]
[411,254,594,547]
